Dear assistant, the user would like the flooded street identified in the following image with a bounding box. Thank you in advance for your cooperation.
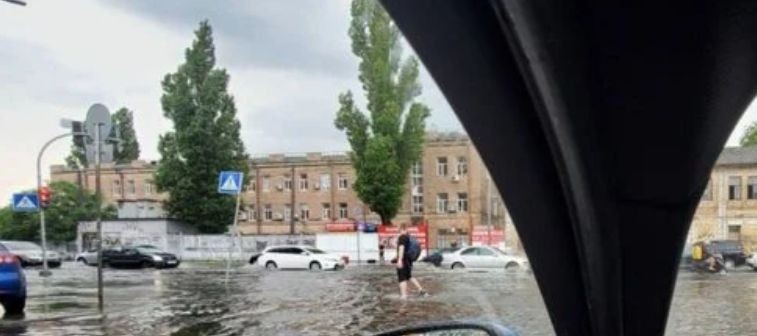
[1,262,756,335]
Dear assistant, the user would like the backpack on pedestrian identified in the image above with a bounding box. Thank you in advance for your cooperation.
[407,235,422,262]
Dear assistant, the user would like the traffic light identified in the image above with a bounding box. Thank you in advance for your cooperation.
[38,186,52,208]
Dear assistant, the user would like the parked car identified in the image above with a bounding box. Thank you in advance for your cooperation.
[251,245,344,271]
[706,240,748,269]
[76,249,99,266]
[746,253,757,271]
[0,244,25,315]
[0,241,61,268]
[103,246,180,269]
[422,247,461,267]
[440,246,528,270]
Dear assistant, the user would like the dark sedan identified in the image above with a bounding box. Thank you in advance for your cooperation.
[103,246,180,269]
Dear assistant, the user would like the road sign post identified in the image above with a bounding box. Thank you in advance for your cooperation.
[218,171,244,276]
[12,193,39,212]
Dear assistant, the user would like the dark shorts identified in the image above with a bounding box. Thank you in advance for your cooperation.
[397,262,413,282]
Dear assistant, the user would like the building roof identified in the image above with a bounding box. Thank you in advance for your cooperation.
[716,147,757,165]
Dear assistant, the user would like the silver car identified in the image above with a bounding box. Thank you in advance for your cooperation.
[0,241,62,268]
[75,249,100,266]
[440,246,528,270]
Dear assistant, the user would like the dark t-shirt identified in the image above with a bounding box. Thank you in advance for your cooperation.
[397,233,411,264]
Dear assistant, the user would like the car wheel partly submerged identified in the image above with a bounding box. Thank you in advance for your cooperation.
[505,262,520,271]
[309,262,322,271]
[1,297,26,316]
[451,262,465,270]
[265,261,278,270]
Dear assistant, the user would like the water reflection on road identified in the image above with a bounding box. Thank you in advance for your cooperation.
[0,262,755,335]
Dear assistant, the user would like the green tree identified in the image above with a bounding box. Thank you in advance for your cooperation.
[112,108,141,164]
[0,181,116,242]
[741,121,757,147]
[155,21,249,233]
[335,0,430,225]
[65,107,141,168]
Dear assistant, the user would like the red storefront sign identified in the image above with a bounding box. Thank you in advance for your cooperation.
[377,222,429,251]
[325,222,356,232]
[471,226,505,245]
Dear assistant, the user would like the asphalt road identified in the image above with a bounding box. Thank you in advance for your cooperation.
[0,262,755,335]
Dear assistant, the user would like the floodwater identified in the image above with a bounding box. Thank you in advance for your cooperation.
[0,262,756,335]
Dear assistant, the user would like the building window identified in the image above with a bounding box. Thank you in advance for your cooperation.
[728,176,742,200]
[339,203,349,219]
[457,157,468,176]
[412,195,424,215]
[283,175,293,191]
[263,176,271,192]
[250,179,256,192]
[437,193,449,213]
[412,161,422,175]
[284,204,292,221]
[437,157,448,176]
[126,180,136,195]
[320,173,331,190]
[144,181,153,195]
[411,161,423,195]
[299,174,308,191]
[300,204,310,220]
[748,177,757,200]
[457,193,468,212]
[338,174,349,190]
[322,203,331,219]
[264,204,273,220]
[112,180,121,195]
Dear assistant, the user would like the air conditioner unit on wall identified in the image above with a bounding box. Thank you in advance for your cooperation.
[452,175,460,182]
[448,205,457,213]
[314,183,321,190]
[276,184,284,191]
[274,213,284,220]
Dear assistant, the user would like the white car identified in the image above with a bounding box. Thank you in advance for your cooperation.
[440,246,528,270]
[76,249,99,265]
[252,245,344,271]
[0,240,62,268]
[746,253,757,271]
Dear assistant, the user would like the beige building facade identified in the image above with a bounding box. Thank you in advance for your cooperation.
[689,147,757,252]
[50,132,510,249]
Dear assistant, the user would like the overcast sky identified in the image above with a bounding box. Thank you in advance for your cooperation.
[1,0,757,202]
[0,0,464,201]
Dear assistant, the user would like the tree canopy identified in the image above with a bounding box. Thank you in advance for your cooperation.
[335,0,430,224]
[0,181,116,242]
[155,21,249,233]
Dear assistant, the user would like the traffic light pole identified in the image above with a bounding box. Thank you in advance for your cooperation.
[36,132,74,277]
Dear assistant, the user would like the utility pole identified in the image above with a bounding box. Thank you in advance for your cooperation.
[290,165,296,234]
[486,174,492,246]
[36,132,75,277]
[94,122,104,313]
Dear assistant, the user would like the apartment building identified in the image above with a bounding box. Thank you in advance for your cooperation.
[50,160,165,218]
[689,146,757,250]
[50,132,511,249]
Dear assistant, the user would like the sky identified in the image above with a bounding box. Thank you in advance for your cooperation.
[0,0,462,201]
[1,0,757,202]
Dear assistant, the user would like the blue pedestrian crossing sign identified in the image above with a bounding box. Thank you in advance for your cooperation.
[218,171,244,194]
[12,193,39,212]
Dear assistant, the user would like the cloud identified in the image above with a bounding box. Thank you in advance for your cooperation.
[0,0,463,202]
[107,0,355,76]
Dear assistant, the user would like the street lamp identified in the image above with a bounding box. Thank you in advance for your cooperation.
[35,119,85,277]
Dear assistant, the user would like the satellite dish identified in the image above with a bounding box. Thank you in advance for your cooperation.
[85,103,112,140]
